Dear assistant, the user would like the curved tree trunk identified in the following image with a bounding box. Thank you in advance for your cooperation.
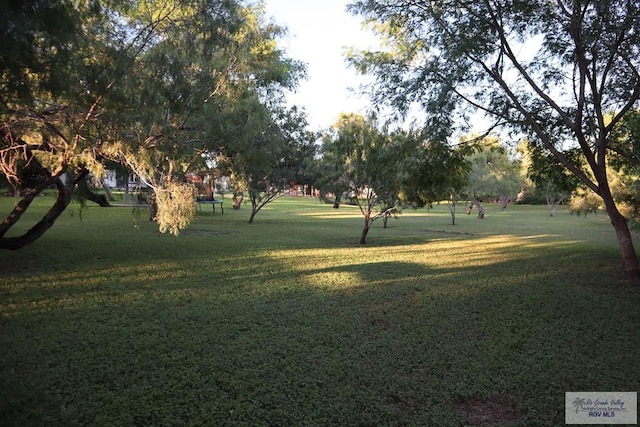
[466,199,485,219]
[249,208,257,224]
[77,176,111,207]
[101,179,116,201]
[601,191,639,281]
[0,171,86,250]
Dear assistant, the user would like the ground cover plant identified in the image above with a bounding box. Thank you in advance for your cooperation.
[1,196,639,426]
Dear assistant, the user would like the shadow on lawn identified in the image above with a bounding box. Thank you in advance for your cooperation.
[1,235,638,426]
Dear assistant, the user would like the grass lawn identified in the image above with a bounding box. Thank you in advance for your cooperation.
[1,195,639,426]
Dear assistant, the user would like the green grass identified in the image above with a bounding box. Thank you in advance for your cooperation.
[1,196,639,426]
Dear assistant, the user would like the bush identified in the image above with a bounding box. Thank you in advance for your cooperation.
[568,191,601,216]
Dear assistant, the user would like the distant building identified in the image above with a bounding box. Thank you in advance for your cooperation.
[103,170,148,190]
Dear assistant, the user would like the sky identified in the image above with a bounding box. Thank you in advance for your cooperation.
[262,0,379,131]
[260,1,544,138]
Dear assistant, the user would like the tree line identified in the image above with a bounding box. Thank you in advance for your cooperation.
[346,0,640,280]
[0,0,312,246]
[1,0,639,280]
[314,112,640,245]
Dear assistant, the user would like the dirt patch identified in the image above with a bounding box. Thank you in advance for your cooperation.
[454,396,522,426]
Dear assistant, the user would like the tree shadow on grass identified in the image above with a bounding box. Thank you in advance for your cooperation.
[2,243,639,426]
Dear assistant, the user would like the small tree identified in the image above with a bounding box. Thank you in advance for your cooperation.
[463,136,523,211]
[401,140,471,225]
[321,114,409,244]
[526,145,581,216]
[224,103,314,223]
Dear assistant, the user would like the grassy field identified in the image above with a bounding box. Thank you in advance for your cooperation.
[1,195,639,426]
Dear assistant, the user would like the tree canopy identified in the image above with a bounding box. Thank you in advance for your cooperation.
[348,0,640,280]
[462,136,523,210]
[0,0,306,248]
[320,113,470,243]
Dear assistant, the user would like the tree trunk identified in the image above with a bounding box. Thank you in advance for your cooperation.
[249,206,257,223]
[0,174,82,250]
[101,179,116,201]
[602,194,639,281]
[546,194,563,217]
[333,193,341,209]
[77,176,111,207]
[360,213,371,244]
[148,192,158,221]
[448,199,457,225]
[500,196,510,210]
[467,199,485,219]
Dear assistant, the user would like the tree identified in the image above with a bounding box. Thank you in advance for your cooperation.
[0,0,117,249]
[463,136,524,211]
[348,0,640,280]
[427,144,470,225]
[609,109,640,222]
[400,139,471,225]
[321,113,408,244]
[106,1,305,231]
[321,114,468,242]
[524,144,581,216]
[313,121,355,209]
[308,151,350,207]
[0,0,305,247]
[225,102,315,223]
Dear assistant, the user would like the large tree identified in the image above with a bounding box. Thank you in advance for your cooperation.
[0,0,304,247]
[0,0,120,249]
[348,0,640,280]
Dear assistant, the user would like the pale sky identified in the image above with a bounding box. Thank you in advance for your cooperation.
[260,2,547,141]
[263,0,379,131]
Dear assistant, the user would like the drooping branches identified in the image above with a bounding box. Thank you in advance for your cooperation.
[0,0,307,246]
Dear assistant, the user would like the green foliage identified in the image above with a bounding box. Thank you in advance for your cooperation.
[319,115,471,239]
[153,181,196,235]
[400,137,470,207]
[569,190,602,217]
[0,0,81,108]
[1,197,639,425]
[347,0,640,276]
[0,0,307,247]
[610,110,640,172]
[460,135,523,208]
[527,147,581,192]
[320,114,412,242]
[226,103,315,223]
[608,110,640,221]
